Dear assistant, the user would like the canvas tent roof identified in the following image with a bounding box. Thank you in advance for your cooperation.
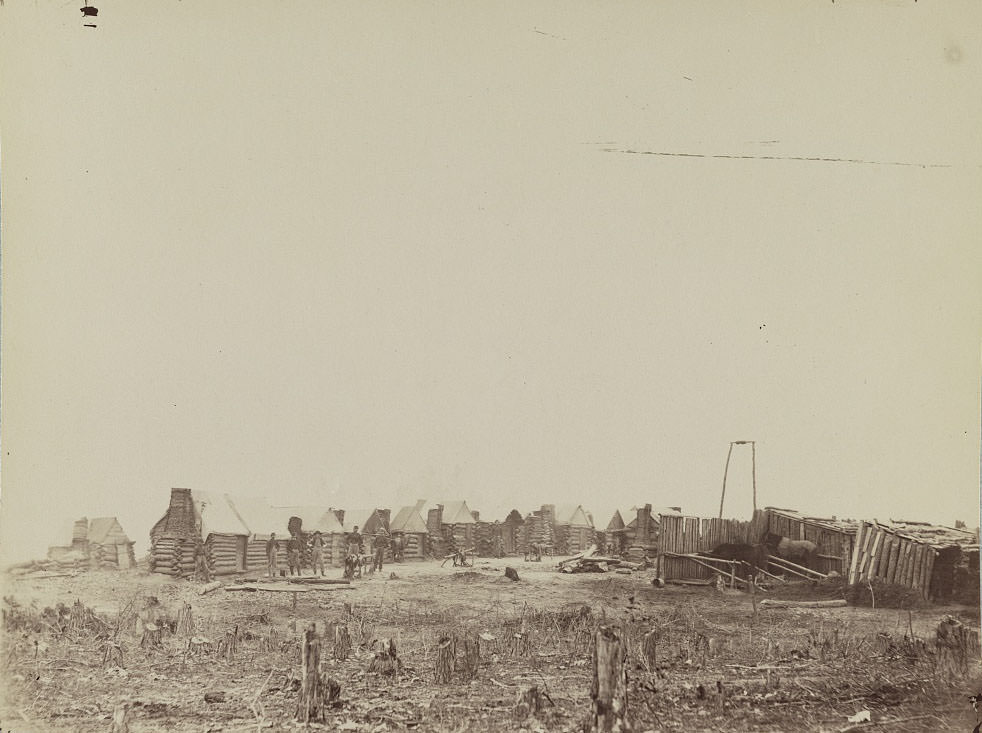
[390,505,428,534]
[554,504,594,528]
[193,491,251,537]
[437,501,476,525]
[273,505,344,534]
[606,510,626,532]
[224,494,291,539]
[341,508,388,534]
[86,517,130,545]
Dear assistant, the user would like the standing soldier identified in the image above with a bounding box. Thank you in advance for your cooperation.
[372,528,389,572]
[287,535,302,576]
[310,531,325,576]
[266,532,279,578]
[347,525,362,559]
[193,536,211,582]
[392,533,404,563]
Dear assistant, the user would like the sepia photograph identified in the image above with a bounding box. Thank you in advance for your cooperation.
[1,2,980,731]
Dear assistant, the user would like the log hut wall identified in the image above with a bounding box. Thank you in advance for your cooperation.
[396,531,426,560]
[205,533,243,575]
[658,510,769,581]
[555,524,596,555]
[765,510,855,576]
[847,521,977,603]
[518,510,554,554]
[88,541,136,571]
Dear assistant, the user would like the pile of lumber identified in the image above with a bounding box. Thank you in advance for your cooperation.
[557,546,646,574]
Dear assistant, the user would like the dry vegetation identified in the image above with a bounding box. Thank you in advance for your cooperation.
[2,560,980,732]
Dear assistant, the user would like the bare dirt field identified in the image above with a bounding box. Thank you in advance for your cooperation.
[2,559,980,732]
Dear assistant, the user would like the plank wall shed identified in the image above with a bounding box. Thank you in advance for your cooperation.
[849,519,978,603]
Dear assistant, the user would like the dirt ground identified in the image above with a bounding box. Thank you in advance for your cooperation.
[2,558,981,732]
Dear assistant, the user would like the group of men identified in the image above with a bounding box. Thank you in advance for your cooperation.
[263,525,404,579]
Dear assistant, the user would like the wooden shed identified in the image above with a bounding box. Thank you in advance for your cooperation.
[764,508,858,576]
[424,500,477,557]
[849,519,978,603]
[149,488,292,577]
[389,501,429,560]
[48,516,136,571]
[553,504,596,555]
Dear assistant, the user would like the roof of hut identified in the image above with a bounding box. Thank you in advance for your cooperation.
[86,517,131,545]
[390,505,428,533]
[554,504,594,528]
[606,510,626,532]
[765,507,859,535]
[436,501,476,525]
[273,505,344,534]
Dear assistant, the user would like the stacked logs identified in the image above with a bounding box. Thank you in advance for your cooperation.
[149,537,196,577]
[206,534,241,575]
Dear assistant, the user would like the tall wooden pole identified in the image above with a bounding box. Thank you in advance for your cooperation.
[719,442,734,519]
[751,441,757,512]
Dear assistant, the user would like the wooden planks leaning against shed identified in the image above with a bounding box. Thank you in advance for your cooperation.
[848,519,978,602]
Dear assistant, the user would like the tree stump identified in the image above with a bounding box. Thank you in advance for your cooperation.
[176,603,194,637]
[641,629,657,672]
[461,631,481,680]
[514,685,543,720]
[368,638,402,676]
[109,702,131,733]
[102,641,124,668]
[217,626,238,662]
[295,624,324,723]
[435,634,455,683]
[334,623,352,661]
[935,615,981,680]
[505,567,520,582]
[140,623,161,649]
[591,625,631,732]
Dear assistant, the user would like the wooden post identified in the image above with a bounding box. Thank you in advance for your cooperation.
[751,440,757,512]
[848,522,866,584]
[296,623,322,723]
[591,625,630,732]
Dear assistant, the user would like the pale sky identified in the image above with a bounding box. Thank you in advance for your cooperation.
[1,1,980,562]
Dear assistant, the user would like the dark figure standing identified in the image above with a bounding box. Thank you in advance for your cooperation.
[287,535,302,576]
[373,529,389,572]
[310,531,325,576]
[266,533,279,578]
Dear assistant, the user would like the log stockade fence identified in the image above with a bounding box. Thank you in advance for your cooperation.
[657,508,859,583]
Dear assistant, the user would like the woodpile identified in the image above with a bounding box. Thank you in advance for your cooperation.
[558,546,644,574]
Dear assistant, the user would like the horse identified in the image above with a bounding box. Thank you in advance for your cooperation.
[703,543,769,579]
[763,532,818,569]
